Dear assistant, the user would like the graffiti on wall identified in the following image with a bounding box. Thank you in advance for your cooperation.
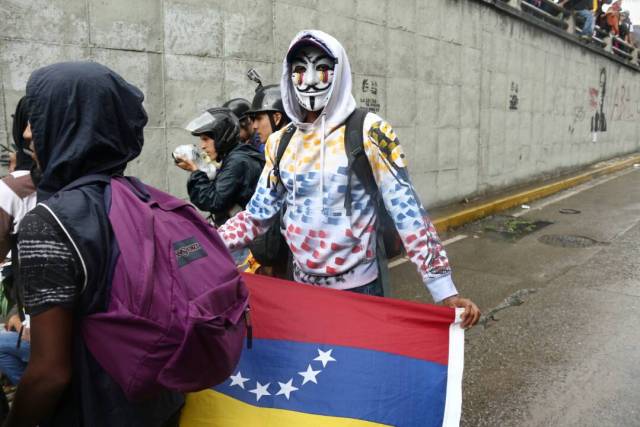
[590,68,607,133]
[568,106,586,135]
[509,82,519,110]
[360,79,381,113]
[610,84,632,122]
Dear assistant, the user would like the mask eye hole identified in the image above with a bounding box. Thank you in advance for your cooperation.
[316,64,333,84]
[292,65,306,86]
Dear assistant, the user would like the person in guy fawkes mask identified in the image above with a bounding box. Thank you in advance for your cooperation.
[5,61,183,427]
[217,30,480,328]
[175,107,264,228]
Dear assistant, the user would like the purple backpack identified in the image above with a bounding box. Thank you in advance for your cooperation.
[81,176,249,401]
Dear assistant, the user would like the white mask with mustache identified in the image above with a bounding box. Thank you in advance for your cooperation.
[290,46,336,112]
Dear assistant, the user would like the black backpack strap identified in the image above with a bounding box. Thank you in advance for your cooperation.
[344,108,374,215]
[53,174,153,211]
[57,174,112,192]
[267,124,297,189]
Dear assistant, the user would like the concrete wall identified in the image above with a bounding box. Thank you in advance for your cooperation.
[1,0,639,206]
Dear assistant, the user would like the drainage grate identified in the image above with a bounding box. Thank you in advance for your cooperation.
[538,234,599,248]
[559,208,581,215]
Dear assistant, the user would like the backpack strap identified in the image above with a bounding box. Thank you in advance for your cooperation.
[114,176,151,202]
[344,108,374,216]
[57,174,112,192]
[54,174,150,207]
[267,124,297,189]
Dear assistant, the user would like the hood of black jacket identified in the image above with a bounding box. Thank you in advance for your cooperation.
[26,61,147,200]
[228,142,265,164]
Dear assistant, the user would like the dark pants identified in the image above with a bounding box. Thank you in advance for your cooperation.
[348,276,384,297]
[346,232,390,298]
[162,409,182,427]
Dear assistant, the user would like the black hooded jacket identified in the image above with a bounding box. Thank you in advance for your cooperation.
[187,142,265,226]
[11,97,34,171]
[27,62,147,201]
[22,61,183,427]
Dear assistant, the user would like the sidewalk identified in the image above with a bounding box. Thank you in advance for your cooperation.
[429,152,640,233]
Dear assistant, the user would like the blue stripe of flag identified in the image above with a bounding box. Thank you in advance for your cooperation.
[214,338,448,427]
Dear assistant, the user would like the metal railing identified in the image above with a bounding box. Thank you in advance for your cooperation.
[500,0,640,67]
[612,36,635,53]
[520,1,567,29]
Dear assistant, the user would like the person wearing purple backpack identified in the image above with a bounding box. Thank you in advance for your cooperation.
[3,62,184,427]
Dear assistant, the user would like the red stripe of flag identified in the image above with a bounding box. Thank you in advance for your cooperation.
[242,273,454,366]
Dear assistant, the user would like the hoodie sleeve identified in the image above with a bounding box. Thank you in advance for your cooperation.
[362,116,458,302]
[218,133,286,252]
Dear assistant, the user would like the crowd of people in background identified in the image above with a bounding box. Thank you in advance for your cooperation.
[524,0,638,50]
[592,0,635,45]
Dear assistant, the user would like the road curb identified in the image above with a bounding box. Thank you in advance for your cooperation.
[432,154,640,232]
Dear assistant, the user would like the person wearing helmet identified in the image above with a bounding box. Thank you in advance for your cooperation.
[247,84,290,149]
[174,107,265,227]
[222,98,253,143]
[239,84,293,278]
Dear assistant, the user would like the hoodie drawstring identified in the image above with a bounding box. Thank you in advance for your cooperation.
[320,114,326,213]
[292,134,299,206]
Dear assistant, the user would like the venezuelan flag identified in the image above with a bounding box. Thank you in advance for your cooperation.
[180,274,464,427]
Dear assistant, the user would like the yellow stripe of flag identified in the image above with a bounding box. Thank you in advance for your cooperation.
[180,390,390,427]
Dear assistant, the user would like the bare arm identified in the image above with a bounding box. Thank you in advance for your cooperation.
[3,307,73,427]
[0,207,14,263]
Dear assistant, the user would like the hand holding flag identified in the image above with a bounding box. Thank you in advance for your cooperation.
[181,273,466,427]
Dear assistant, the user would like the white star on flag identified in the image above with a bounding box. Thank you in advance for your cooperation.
[229,371,250,389]
[298,364,321,385]
[276,379,299,400]
[314,349,336,367]
[249,382,271,401]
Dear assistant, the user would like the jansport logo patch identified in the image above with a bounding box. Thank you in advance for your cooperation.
[174,237,208,267]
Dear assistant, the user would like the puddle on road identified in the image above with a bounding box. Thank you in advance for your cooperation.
[475,215,553,242]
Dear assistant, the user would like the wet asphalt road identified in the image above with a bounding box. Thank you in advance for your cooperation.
[391,166,640,426]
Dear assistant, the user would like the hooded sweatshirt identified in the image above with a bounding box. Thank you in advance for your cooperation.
[20,61,182,426]
[219,30,457,301]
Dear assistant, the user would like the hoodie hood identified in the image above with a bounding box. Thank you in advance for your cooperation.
[26,61,147,200]
[281,30,356,132]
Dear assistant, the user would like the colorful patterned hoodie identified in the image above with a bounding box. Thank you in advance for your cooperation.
[219,30,457,302]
